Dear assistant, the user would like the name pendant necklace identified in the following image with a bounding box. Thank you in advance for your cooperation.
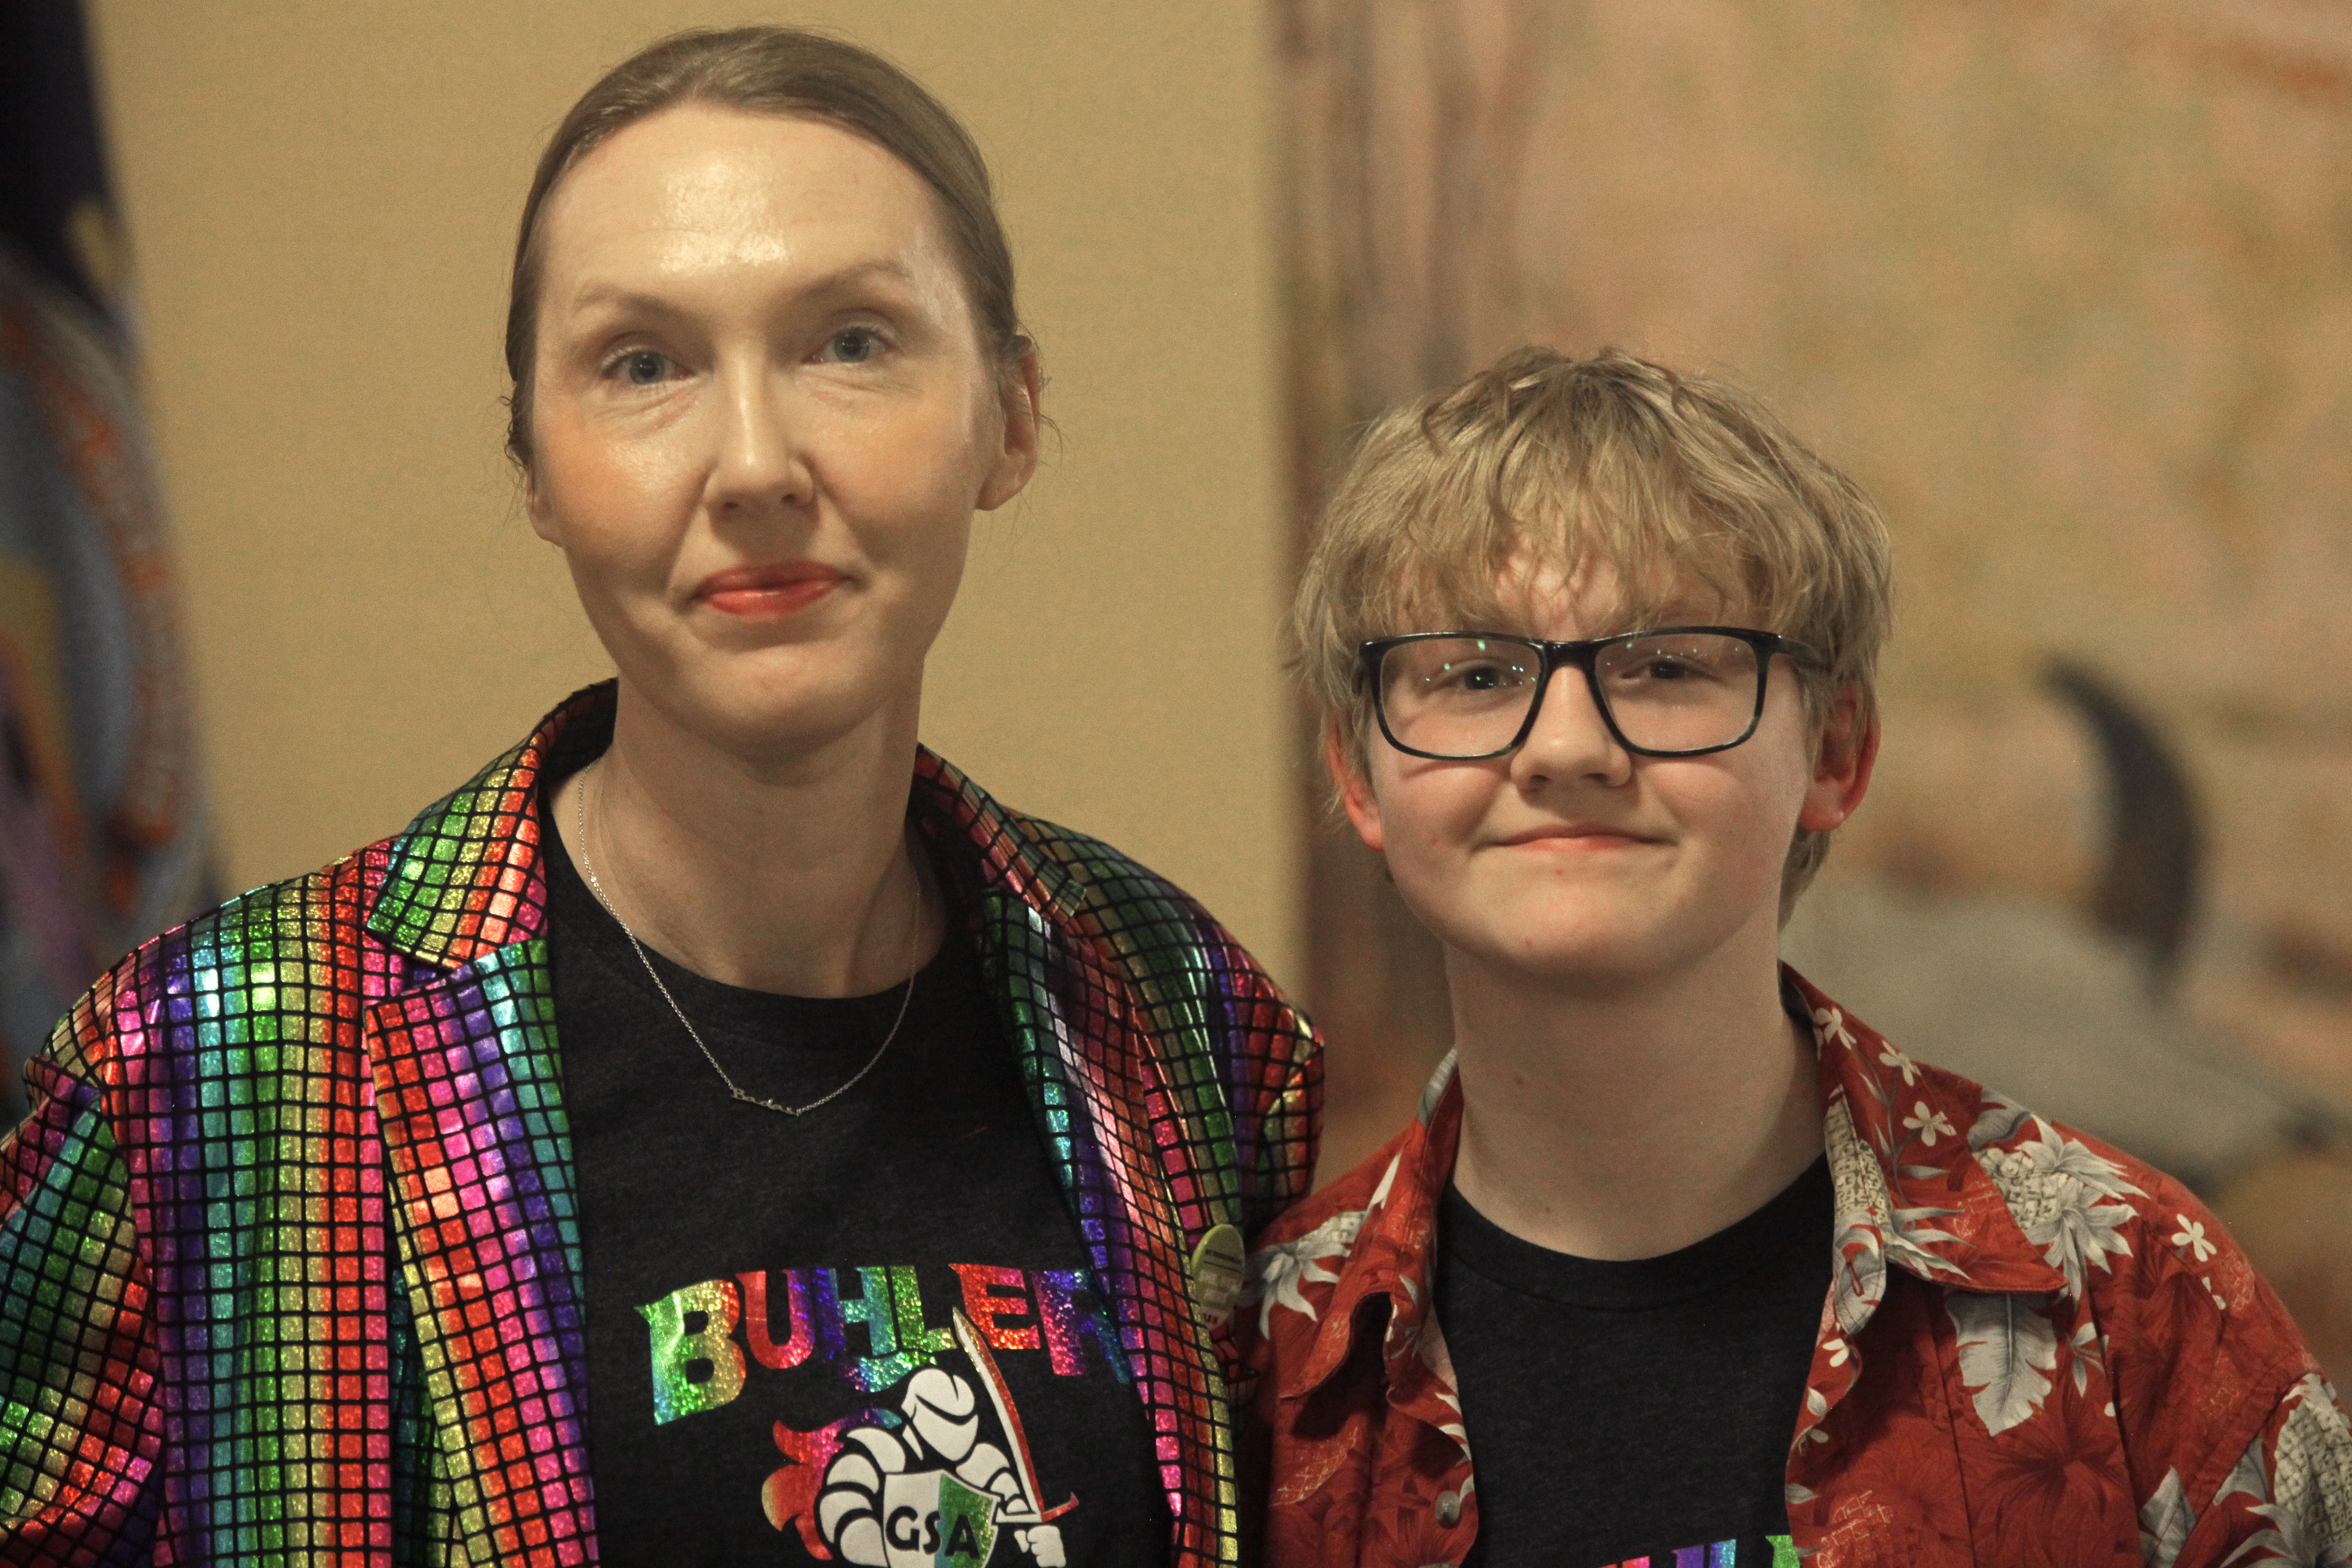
[572,777,921,1116]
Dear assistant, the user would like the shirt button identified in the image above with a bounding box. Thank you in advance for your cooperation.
[1435,1492,1462,1527]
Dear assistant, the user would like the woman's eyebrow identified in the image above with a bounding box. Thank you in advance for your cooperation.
[558,286,687,327]
[560,260,925,325]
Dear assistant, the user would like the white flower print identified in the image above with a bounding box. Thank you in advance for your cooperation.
[1902,1102,1956,1147]
[1877,1041,1921,1086]
[1824,1337,1849,1368]
[1822,1098,1966,1338]
[1242,1210,1364,1335]
[2139,1468,2190,1568]
[1947,1290,2058,1436]
[1975,1121,2146,1300]
[1811,1005,1855,1051]
[1886,1203,1966,1277]
[1966,1092,2037,1153]
[1825,1099,1890,1231]
[2212,1375,2352,1566]
[2272,1376,2352,1561]
[2174,1214,2217,1263]
[2070,1320,2109,1396]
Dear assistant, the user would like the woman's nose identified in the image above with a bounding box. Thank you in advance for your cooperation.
[1510,663,1632,788]
[706,361,814,516]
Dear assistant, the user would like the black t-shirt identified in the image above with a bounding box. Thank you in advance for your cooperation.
[542,800,1169,1567]
[1436,1154,1833,1568]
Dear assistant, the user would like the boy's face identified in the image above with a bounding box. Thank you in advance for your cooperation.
[1335,560,1875,991]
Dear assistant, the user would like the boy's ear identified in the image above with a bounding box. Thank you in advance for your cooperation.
[1325,721,1387,853]
[1798,687,1880,834]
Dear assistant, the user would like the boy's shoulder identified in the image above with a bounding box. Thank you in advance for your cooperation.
[1240,1071,1455,1357]
[1824,1023,2352,1557]
[1919,1052,2319,1419]
[1811,990,2295,1352]
[1811,982,2348,1525]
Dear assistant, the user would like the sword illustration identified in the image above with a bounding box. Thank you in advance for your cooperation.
[950,1306,1078,1525]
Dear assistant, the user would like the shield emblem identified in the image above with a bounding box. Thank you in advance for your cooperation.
[880,1470,999,1567]
[936,1474,999,1567]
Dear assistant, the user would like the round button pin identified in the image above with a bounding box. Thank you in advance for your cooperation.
[1187,1222,1246,1328]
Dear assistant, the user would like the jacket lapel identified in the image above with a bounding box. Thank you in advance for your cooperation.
[978,887,1242,1567]
[361,689,594,1564]
[916,755,1242,1568]
[367,939,594,1568]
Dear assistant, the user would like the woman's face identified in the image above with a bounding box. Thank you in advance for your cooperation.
[525,104,1039,762]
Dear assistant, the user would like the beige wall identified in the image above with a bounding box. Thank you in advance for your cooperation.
[85,1,1299,988]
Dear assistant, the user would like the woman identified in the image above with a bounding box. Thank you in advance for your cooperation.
[0,28,1317,1568]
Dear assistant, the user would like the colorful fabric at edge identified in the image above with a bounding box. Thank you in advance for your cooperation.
[0,682,1320,1565]
[1600,1543,1795,1568]
[0,1,211,1114]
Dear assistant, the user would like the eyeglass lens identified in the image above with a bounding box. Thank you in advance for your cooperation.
[1376,633,1764,758]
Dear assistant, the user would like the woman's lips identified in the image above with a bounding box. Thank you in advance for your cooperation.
[695,563,847,619]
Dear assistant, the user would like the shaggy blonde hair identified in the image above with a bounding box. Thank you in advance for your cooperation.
[1292,345,1893,909]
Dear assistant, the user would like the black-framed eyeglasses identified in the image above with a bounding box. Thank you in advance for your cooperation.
[1358,626,1823,761]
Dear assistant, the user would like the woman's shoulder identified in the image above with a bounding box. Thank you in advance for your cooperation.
[1009,809,1204,909]
[915,749,1251,955]
[915,753,1322,1204]
[44,837,405,1083]
[990,803,1298,1014]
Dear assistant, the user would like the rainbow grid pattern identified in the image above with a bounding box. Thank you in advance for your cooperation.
[0,684,1320,1566]
[1601,1539,1799,1568]
[924,749,1319,1568]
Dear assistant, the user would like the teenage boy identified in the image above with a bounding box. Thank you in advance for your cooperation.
[1240,347,2350,1568]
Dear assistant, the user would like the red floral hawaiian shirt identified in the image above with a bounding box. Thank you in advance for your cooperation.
[1236,970,2352,1568]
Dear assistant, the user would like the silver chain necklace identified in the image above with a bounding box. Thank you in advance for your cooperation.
[571,777,921,1117]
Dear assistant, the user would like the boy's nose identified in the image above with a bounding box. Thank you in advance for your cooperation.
[1510,664,1632,787]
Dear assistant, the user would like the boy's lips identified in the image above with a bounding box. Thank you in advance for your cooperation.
[1493,822,1660,850]
[693,561,847,619]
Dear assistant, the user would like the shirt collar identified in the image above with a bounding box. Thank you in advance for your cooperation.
[1792,968,2068,1315]
[1284,1050,1466,1396]
[1293,967,2064,1388]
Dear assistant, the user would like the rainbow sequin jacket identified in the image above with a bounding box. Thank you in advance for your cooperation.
[0,685,1321,1566]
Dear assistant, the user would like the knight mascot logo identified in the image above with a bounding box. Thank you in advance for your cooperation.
[814,1310,1077,1567]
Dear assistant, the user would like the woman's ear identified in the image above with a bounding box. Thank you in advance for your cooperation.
[525,472,564,545]
[1326,720,1387,853]
[1798,687,1880,834]
[977,344,1045,512]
